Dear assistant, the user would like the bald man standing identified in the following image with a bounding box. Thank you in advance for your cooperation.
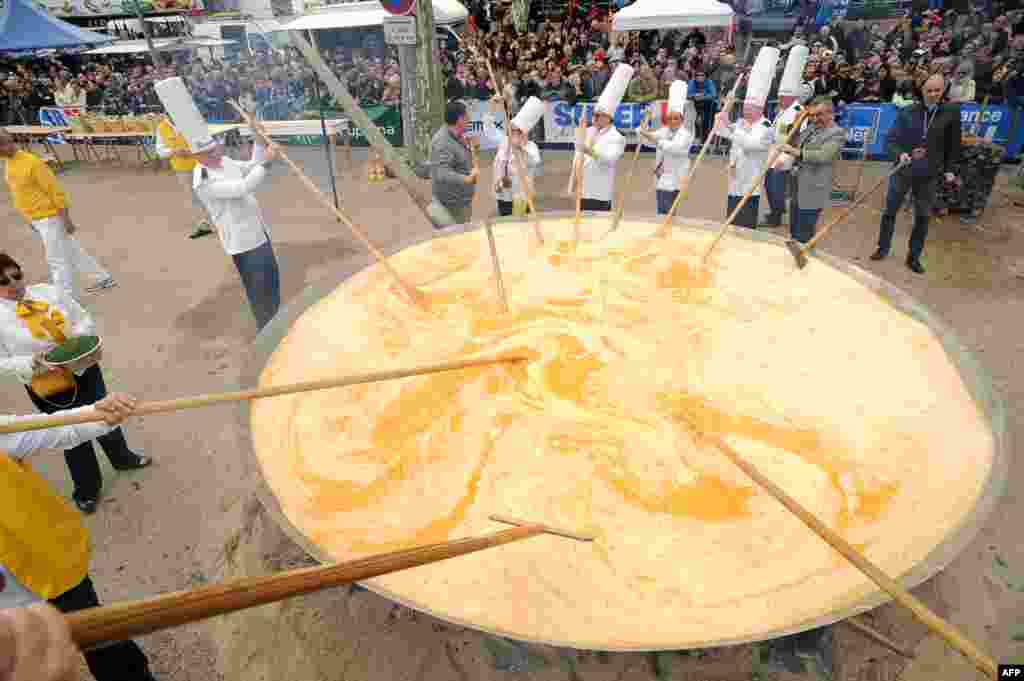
[871,75,962,273]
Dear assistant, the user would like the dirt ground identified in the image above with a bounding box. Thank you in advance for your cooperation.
[2,141,1022,681]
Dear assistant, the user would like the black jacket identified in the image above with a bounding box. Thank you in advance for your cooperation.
[886,102,962,178]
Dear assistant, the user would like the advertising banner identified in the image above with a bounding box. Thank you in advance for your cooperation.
[36,0,194,18]
[544,100,666,145]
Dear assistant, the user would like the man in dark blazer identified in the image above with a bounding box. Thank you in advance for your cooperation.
[871,74,962,273]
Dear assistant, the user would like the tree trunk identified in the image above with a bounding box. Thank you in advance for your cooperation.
[413,0,446,168]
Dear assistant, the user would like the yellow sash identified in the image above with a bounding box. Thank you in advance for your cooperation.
[17,299,75,398]
[0,452,91,599]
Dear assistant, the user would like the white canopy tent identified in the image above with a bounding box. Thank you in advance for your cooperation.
[612,0,734,31]
[279,0,467,31]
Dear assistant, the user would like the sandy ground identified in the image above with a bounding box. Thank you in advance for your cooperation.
[2,141,1023,680]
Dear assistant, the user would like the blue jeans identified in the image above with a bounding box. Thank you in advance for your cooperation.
[789,190,822,243]
[764,168,789,223]
[656,190,679,215]
[232,240,281,330]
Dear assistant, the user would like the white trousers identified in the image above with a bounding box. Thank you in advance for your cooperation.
[31,216,110,301]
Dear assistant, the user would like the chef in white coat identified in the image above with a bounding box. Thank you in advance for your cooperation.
[713,46,780,230]
[763,46,812,227]
[482,96,544,217]
[637,81,694,215]
[570,64,633,212]
[155,77,281,331]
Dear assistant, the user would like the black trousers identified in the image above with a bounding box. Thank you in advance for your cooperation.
[877,170,937,262]
[26,364,139,501]
[581,198,612,212]
[49,576,153,681]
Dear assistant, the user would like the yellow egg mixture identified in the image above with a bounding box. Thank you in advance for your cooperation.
[252,218,994,649]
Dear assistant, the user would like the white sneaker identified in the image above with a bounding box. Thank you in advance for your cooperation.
[86,278,117,293]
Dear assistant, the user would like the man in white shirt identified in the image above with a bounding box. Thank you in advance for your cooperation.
[572,64,633,212]
[156,77,281,331]
[637,81,694,215]
[192,137,280,330]
[482,96,544,217]
[714,46,781,229]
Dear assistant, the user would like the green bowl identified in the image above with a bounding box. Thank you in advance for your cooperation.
[45,335,102,366]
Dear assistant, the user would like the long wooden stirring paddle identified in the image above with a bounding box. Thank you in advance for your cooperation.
[689,426,998,680]
[228,102,427,309]
[67,521,590,651]
[0,356,527,435]
[604,109,653,237]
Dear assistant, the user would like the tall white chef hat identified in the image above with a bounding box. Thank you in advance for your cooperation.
[595,63,635,117]
[744,46,781,110]
[778,45,810,99]
[154,77,216,153]
[667,80,688,116]
[510,96,545,133]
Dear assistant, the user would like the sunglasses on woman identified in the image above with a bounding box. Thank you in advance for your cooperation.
[0,271,23,287]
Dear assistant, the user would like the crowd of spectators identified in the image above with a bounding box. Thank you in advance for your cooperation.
[3,0,1024,136]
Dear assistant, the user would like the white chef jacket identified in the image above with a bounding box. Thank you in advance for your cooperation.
[643,125,693,192]
[0,284,95,385]
[575,125,626,202]
[481,114,542,203]
[718,118,774,196]
[193,144,272,256]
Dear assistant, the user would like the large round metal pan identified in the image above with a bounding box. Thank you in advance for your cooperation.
[235,213,1009,652]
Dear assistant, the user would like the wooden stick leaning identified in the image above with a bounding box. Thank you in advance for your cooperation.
[841,617,916,660]
[784,160,909,269]
[606,109,653,235]
[67,522,589,651]
[483,219,509,313]
[687,426,998,680]
[0,356,527,435]
[702,108,811,264]
[574,115,587,246]
[229,102,427,310]
[657,73,747,237]
[451,30,543,245]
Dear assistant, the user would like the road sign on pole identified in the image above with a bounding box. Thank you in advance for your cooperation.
[382,0,415,16]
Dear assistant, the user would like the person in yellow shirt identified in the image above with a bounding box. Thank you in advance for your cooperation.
[155,117,214,240]
[0,130,115,301]
[0,393,158,681]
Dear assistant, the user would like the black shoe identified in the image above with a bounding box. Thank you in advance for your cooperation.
[112,454,152,471]
[73,495,98,514]
[869,249,887,261]
[906,259,925,274]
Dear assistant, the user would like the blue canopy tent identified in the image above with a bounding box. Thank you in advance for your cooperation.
[0,0,113,51]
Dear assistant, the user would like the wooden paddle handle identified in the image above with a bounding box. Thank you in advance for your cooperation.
[704,434,998,680]
[67,525,544,651]
[803,162,907,251]
[228,102,426,310]
[609,109,653,233]
[0,355,526,435]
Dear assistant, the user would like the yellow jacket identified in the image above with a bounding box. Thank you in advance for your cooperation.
[157,118,198,173]
[0,453,90,599]
[4,151,67,222]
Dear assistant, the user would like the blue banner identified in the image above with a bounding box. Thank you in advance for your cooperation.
[839,103,1020,160]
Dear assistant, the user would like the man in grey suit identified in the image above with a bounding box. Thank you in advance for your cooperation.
[776,98,846,243]
[428,100,479,228]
